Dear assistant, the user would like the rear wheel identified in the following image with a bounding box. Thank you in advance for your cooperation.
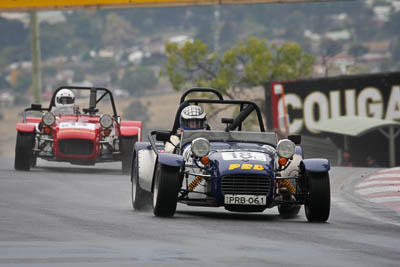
[15,132,35,171]
[304,171,331,222]
[31,155,37,167]
[131,151,152,210]
[278,204,301,218]
[121,136,137,174]
[153,163,180,217]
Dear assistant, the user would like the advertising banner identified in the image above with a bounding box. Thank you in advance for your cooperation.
[271,72,400,135]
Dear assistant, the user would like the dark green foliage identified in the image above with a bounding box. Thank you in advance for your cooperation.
[0,17,28,47]
[90,58,117,74]
[40,12,104,59]
[123,100,149,122]
[12,71,32,93]
[13,93,30,106]
[348,43,369,58]
[119,67,157,97]
[123,100,150,136]
[164,38,314,95]
[0,0,399,93]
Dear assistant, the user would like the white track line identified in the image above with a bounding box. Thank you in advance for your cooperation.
[368,196,400,203]
[332,196,400,227]
[376,167,400,173]
[366,173,400,180]
[355,185,400,195]
[356,180,400,188]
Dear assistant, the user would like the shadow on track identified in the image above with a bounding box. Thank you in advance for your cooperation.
[176,209,291,222]
[33,166,123,176]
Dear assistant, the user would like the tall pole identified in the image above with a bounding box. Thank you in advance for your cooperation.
[214,4,220,52]
[29,11,42,104]
[389,126,395,167]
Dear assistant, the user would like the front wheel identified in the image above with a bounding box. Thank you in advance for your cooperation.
[15,132,35,171]
[121,136,137,174]
[153,163,180,217]
[304,171,331,222]
[278,204,301,218]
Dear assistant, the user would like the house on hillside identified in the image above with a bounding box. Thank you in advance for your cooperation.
[325,30,351,41]
[363,41,391,54]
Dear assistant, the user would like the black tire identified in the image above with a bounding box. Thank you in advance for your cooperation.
[153,163,180,217]
[14,132,35,171]
[304,171,331,222]
[131,151,152,211]
[121,136,137,174]
[278,204,301,218]
[31,155,37,167]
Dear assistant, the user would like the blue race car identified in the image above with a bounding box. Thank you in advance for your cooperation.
[131,88,331,222]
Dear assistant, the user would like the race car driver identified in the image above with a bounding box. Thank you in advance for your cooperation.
[164,105,208,153]
[52,89,80,115]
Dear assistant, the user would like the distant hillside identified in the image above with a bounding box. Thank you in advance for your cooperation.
[0,0,399,97]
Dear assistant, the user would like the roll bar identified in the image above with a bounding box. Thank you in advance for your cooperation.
[49,86,118,117]
[179,87,224,104]
[172,98,265,133]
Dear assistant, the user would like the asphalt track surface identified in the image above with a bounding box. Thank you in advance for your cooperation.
[0,156,399,267]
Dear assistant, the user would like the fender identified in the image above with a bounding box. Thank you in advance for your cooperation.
[301,158,330,173]
[120,120,142,128]
[295,146,304,158]
[25,117,42,124]
[120,126,139,137]
[135,142,156,192]
[16,123,36,133]
[157,153,185,167]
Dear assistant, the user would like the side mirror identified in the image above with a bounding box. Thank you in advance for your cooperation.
[222,118,234,132]
[288,134,301,145]
[31,104,42,111]
[221,118,234,124]
[155,131,172,142]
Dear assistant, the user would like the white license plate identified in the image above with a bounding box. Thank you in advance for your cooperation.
[224,194,267,205]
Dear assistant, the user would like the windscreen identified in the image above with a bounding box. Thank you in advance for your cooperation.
[181,130,277,147]
[184,102,265,132]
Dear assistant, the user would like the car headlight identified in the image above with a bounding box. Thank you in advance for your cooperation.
[42,112,56,126]
[191,138,210,157]
[100,114,113,128]
[276,139,296,158]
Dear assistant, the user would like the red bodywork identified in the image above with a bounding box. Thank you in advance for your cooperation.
[15,86,143,167]
[17,114,142,165]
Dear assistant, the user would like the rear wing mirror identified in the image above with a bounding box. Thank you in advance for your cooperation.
[288,134,301,145]
[31,104,42,111]
[222,118,234,132]
[155,131,172,142]
[221,118,234,124]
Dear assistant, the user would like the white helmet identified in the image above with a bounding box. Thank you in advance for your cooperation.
[180,105,207,130]
[55,89,75,108]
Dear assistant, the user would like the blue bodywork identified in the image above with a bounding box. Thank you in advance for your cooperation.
[181,141,276,207]
[302,158,330,173]
[133,88,331,221]
[135,137,331,210]
[158,153,185,167]
[134,142,152,151]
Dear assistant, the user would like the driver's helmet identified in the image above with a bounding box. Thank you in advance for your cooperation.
[180,105,207,130]
[55,89,75,108]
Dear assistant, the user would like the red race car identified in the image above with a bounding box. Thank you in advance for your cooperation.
[14,86,142,173]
